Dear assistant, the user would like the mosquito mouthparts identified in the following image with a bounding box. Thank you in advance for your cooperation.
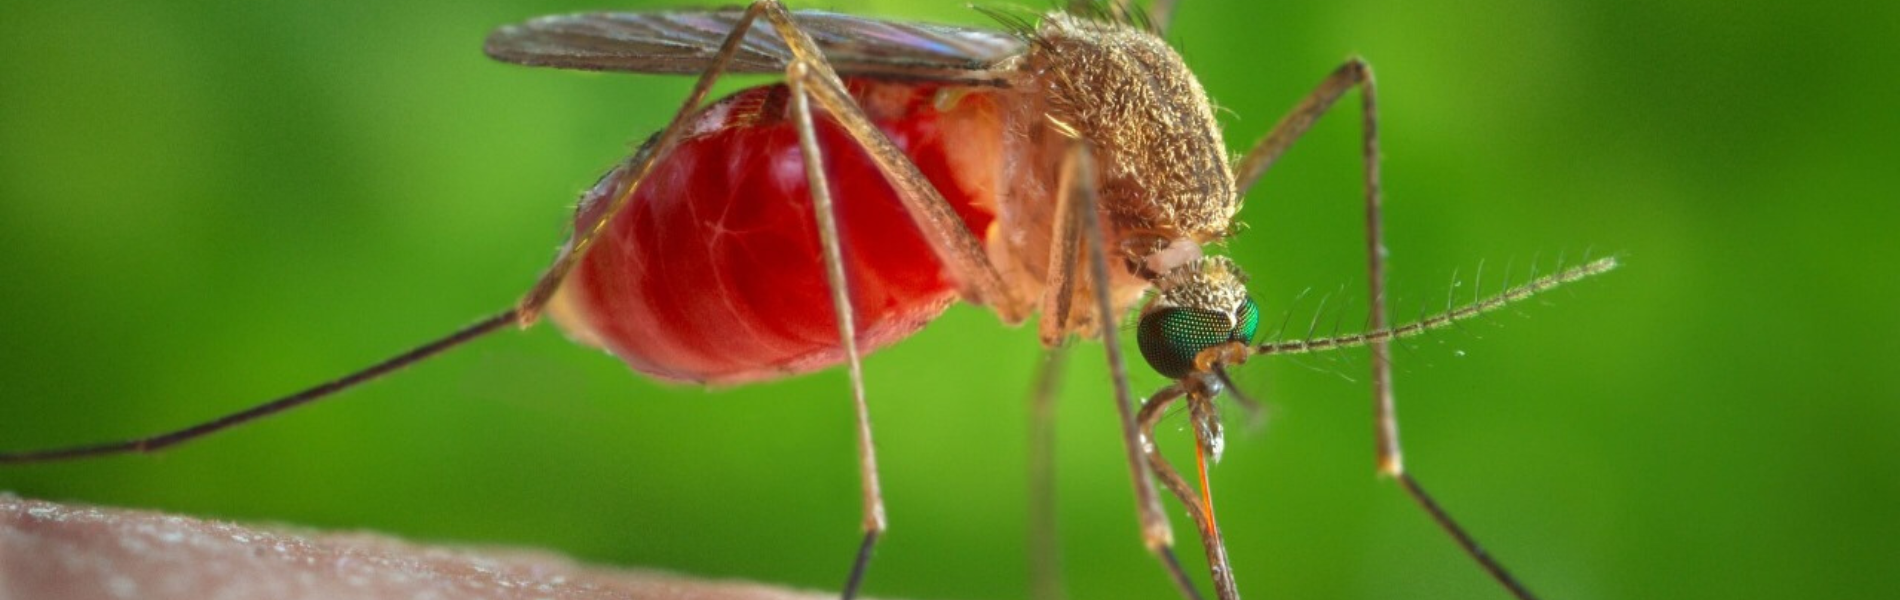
[1210,363,1257,406]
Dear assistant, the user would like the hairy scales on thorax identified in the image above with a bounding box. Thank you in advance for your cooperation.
[1028,13,1237,247]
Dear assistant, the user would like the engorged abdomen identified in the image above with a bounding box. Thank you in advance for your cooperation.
[547,81,1003,385]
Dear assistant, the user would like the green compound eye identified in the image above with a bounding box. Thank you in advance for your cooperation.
[1137,297,1260,379]
[1234,296,1260,343]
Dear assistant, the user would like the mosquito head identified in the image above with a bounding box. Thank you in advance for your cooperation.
[1137,257,1260,379]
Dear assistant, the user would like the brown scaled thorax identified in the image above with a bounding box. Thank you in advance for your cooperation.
[987,12,1241,340]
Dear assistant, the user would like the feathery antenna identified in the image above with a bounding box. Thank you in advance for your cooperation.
[1254,256,1618,357]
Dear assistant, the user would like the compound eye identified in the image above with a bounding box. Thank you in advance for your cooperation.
[1233,297,1261,344]
[1138,308,1228,379]
[1136,297,1261,380]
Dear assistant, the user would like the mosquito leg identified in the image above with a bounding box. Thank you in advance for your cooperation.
[1232,58,1372,199]
[783,60,888,600]
[1030,129,1202,598]
[0,2,787,465]
[512,1,770,326]
[1027,347,1069,600]
[0,311,518,464]
[1181,391,1237,600]
[1039,139,1206,600]
[758,1,1028,323]
[753,1,1049,593]
[1136,387,1227,600]
[1026,78,1099,595]
[1135,386,1188,505]
[1130,389,1205,600]
[1233,58,1542,599]
[1136,386,1239,600]
[1039,136,1085,346]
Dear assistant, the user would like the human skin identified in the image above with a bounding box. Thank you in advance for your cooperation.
[0,495,856,600]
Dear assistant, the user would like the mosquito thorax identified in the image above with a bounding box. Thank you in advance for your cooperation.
[1137,257,1261,379]
[1025,12,1238,244]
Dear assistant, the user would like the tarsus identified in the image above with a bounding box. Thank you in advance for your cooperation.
[0,309,520,464]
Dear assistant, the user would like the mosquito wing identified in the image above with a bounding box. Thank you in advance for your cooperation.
[485,10,1028,83]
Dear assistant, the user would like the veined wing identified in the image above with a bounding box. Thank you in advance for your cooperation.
[484,9,1028,83]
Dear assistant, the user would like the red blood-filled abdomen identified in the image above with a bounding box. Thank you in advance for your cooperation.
[548,81,1002,384]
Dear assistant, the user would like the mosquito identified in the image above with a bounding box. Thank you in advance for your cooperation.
[0,1,1617,599]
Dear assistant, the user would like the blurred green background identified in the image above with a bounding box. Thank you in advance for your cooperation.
[2,0,1895,599]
